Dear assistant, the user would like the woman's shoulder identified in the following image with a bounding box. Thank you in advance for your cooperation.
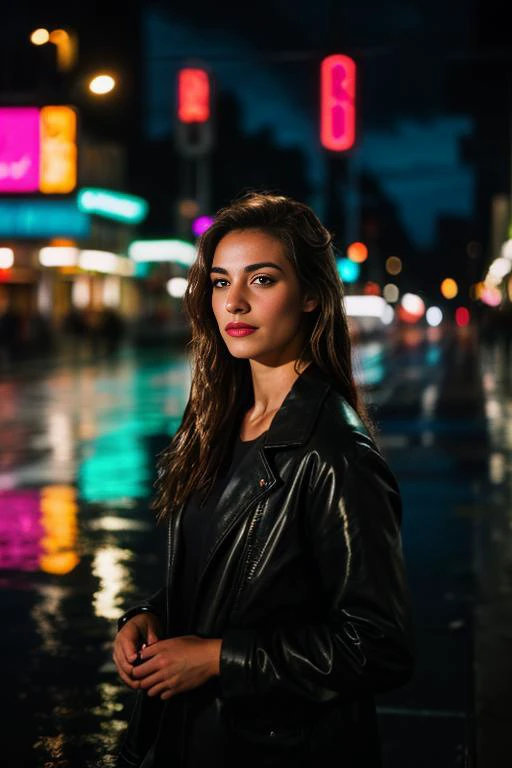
[312,388,372,448]
[304,389,401,497]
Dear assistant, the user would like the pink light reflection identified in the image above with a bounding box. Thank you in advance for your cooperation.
[0,490,43,571]
[192,215,214,237]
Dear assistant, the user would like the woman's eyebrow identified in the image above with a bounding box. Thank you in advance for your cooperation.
[210,262,284,275]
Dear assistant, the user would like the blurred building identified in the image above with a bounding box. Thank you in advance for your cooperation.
[0,7,151,357]
[0,105,147,355]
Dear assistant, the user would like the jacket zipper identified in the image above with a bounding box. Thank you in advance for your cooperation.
[231,500,265,617]
[187,491,269,630]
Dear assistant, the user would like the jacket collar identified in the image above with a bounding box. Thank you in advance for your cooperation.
[261,360,333,448]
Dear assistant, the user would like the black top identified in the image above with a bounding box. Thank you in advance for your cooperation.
[173,429,268,635]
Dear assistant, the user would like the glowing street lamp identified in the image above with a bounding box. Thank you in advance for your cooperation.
[30,28,50,45]
[89,74,116,95]
[29,27,77,71]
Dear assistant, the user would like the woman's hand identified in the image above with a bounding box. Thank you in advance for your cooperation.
[131,635,222,700]
[113,613,163,689]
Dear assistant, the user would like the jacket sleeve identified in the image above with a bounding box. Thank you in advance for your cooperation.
[218,435,415,702]
[116,587,166,633]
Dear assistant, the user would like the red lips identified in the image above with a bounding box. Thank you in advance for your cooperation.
[225,322,257,330]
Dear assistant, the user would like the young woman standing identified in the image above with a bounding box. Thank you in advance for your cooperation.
[113,191,414,767]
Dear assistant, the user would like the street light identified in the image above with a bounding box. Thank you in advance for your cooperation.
[29,26,77,71]
[88,74,116,95]
[30,28,50,46]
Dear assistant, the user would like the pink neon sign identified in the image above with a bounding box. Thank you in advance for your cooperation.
[0,108,40,192]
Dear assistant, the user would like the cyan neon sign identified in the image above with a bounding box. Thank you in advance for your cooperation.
[0,200,90,238]
[77,188,148,224]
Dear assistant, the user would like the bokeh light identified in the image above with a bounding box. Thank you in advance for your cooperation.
[383,283,399,303]
[30,28,50,45]
[441,278,458,299]
[385,256,402,275]
[426,306,443,327]
[489,258,511,280]
[166,277,188,298]
[89,75,116,95]
[481,286,501,307]
[399,292,425,323]
[455,306,470,327]
[0,248,14,268]
[363,281,381,295]
[336,258,360,283]
[192,215,214,237]
[347,241,368,263]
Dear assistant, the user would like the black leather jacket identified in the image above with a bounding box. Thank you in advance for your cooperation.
[117,361,414,767]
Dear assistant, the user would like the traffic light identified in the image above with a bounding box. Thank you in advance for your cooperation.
[320,54,356,151]
[176,66,213,156]
[177,68,210,123]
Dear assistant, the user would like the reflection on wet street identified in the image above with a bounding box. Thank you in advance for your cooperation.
[0,349,191,768]
[0,328,506,766]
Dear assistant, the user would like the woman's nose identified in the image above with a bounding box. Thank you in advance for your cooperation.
[225,286,249,313]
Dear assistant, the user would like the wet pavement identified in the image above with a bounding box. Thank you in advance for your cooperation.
[0,326,508,767]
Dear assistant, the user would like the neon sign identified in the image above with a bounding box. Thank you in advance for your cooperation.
[0,106,77,194]
[320,55,356,151]
[78,188,148,224]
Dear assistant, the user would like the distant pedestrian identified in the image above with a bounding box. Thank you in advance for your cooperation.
[0,302,21,366]
[101,308,125,356]
[113,191,414,767]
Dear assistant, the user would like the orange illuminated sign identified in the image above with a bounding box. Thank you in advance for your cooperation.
[320,54,356,151]
[178,68,210,123]
[40,106,77,193]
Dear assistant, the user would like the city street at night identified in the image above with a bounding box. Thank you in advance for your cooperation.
[1,0,511,765]
[0,327,510,767]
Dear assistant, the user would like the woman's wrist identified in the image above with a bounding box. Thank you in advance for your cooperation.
[207,638,222,676]
[117,605,161,633]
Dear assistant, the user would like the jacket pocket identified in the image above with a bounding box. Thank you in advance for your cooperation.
[226,713,310,768]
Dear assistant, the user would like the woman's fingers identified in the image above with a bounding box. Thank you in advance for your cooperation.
[146,622,161,645]
[114,637,137,673]
[113,648,140,689]
[147,675,180,698]
[136,669,164,691]
[119,632,139,664]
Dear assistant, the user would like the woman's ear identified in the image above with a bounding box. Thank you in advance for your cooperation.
[302,294,319,313]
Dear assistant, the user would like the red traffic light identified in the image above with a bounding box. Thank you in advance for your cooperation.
[177,68,210,123]
[320,54,356,151]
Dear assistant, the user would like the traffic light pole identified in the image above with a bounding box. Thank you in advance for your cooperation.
[175,64,214,238]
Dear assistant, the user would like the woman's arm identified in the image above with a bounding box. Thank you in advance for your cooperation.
[218,437,415,702]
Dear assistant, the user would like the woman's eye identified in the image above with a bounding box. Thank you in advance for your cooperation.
[211,275,275,288]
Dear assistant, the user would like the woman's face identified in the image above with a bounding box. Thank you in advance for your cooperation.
[210,228,317,366]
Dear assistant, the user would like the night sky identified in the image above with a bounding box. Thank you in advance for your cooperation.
[2,0,508,298]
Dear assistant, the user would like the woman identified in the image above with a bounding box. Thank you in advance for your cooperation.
[113,191,414,767]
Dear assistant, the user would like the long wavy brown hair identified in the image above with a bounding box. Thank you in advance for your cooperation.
[152,190,377,523]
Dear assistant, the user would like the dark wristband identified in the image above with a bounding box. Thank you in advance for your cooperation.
[116,605,161,634]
